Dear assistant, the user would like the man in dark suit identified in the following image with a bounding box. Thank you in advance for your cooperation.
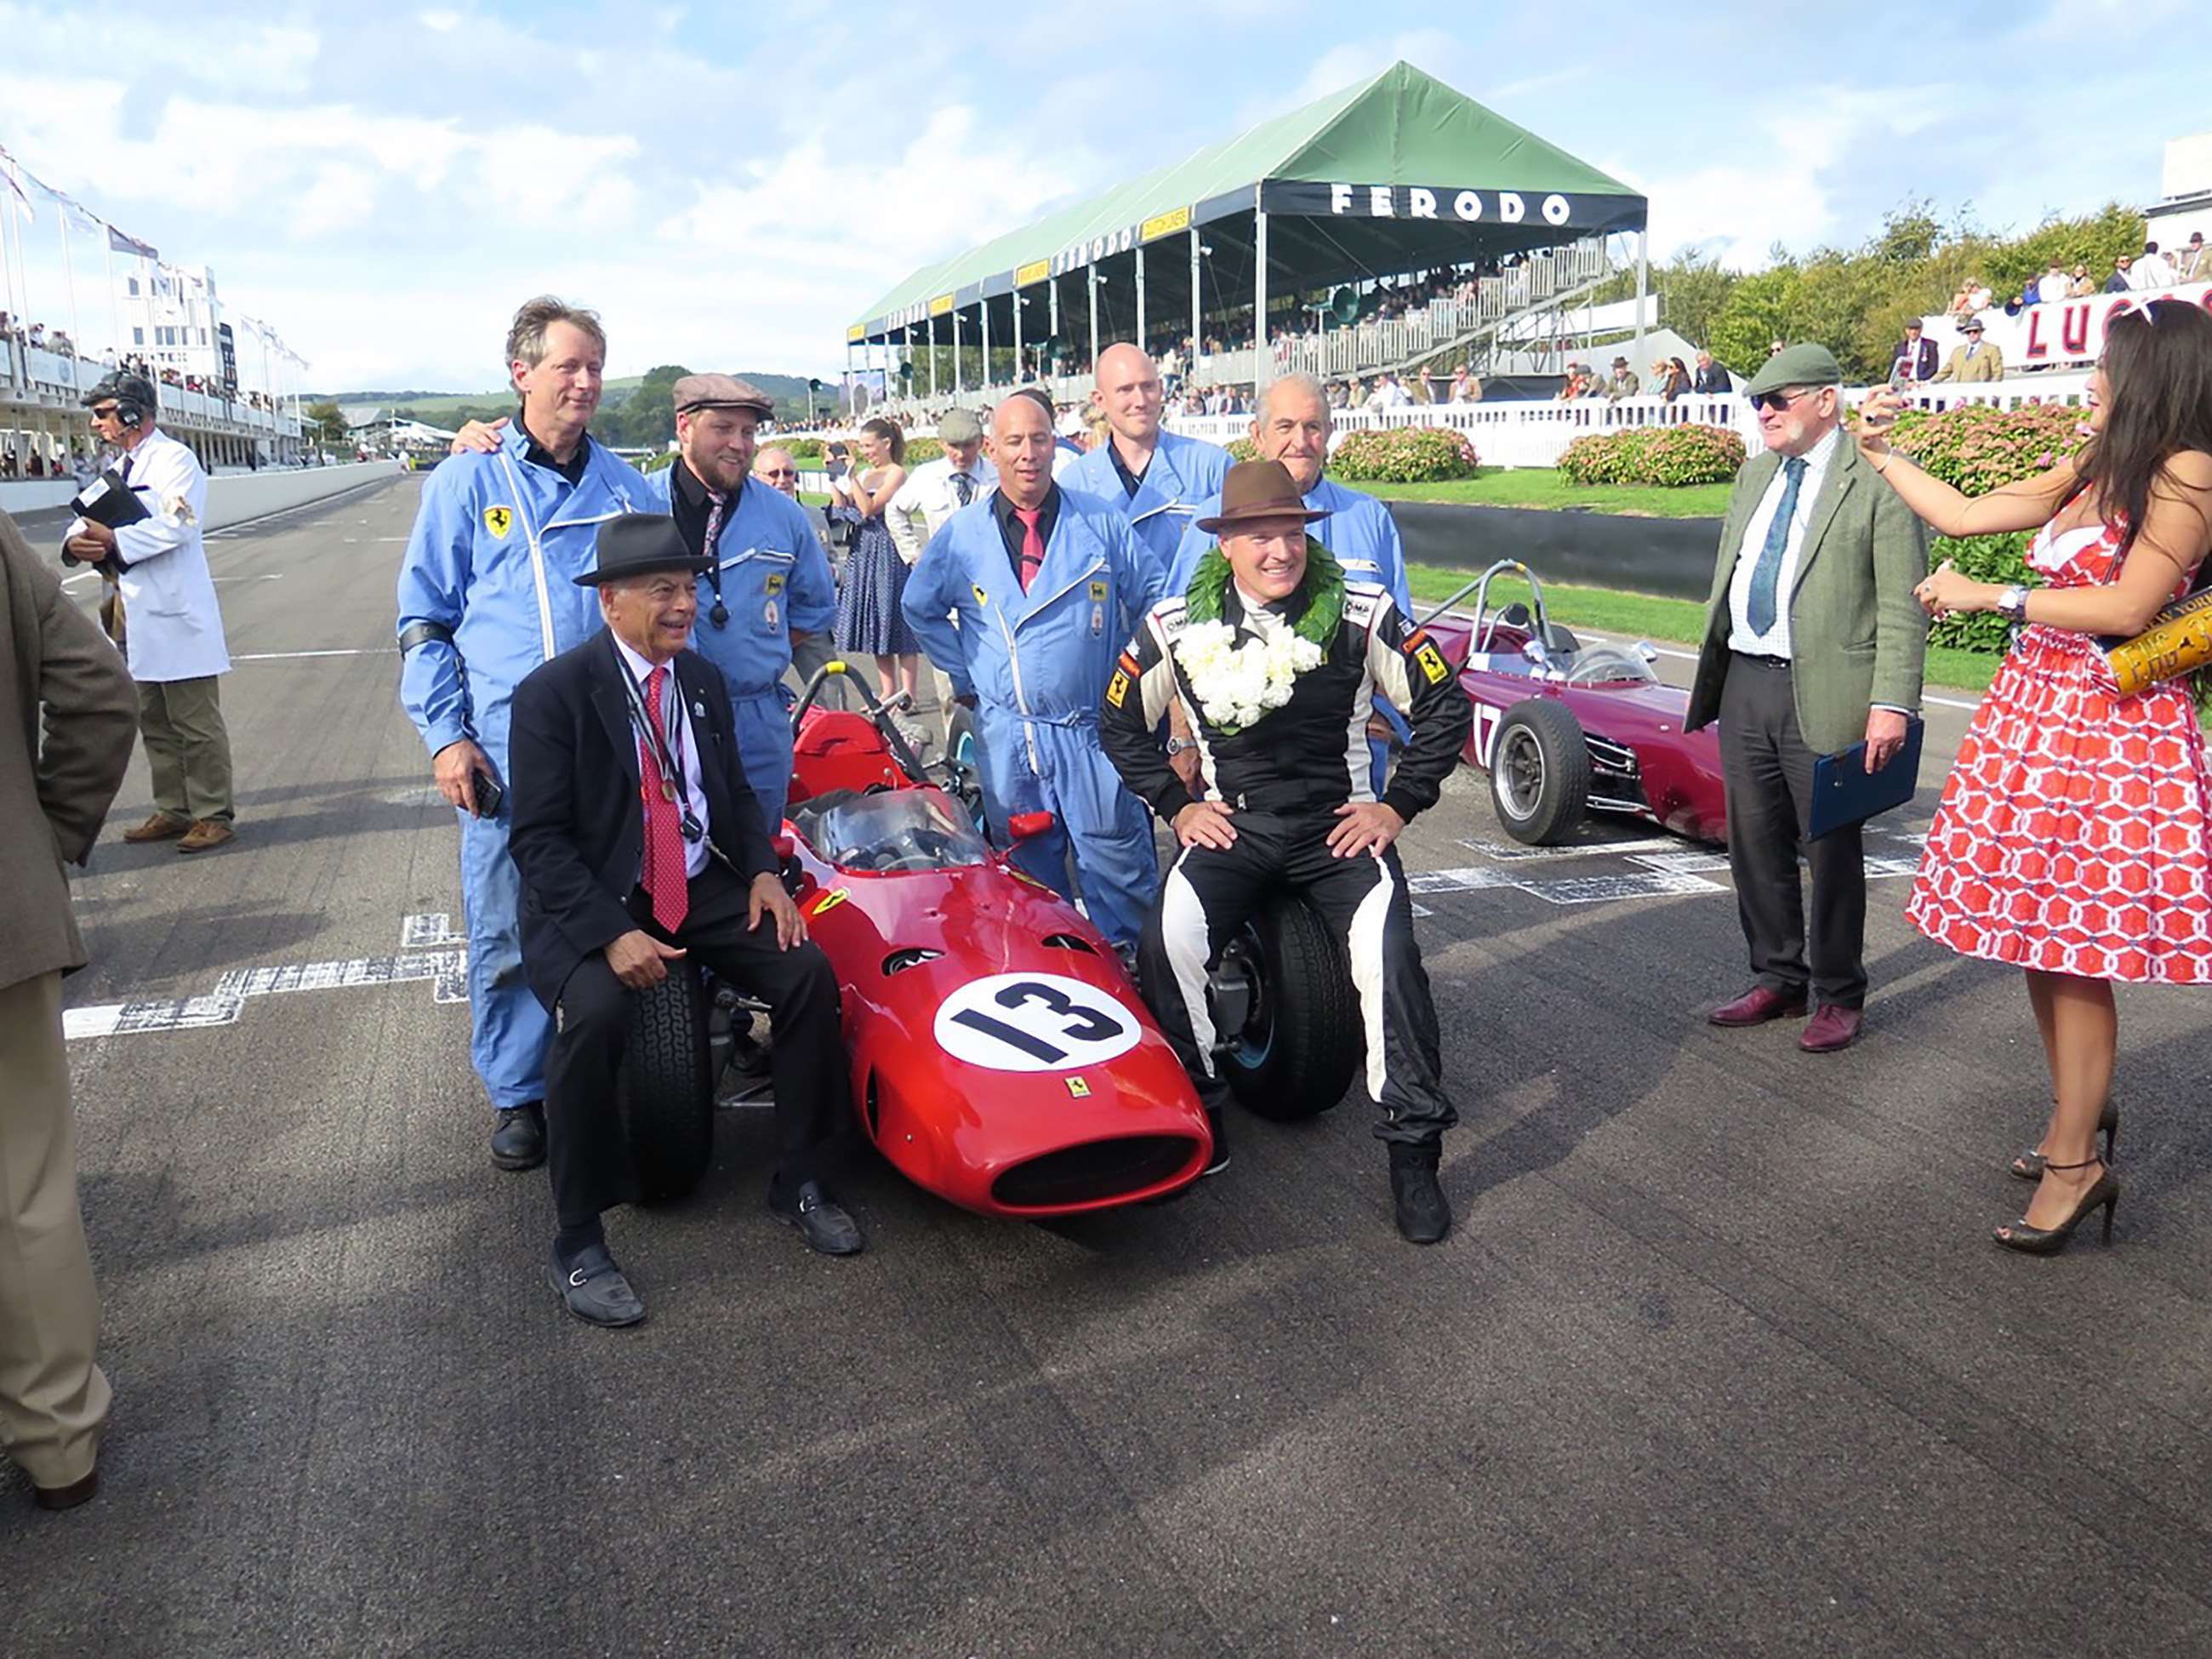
[1890,320,1937,383]
[1691,351,1731,395]
[1684,345,1928,1053]
[508,516,862,1329]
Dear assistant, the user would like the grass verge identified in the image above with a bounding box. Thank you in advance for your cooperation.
[1404,563,1999,695]
[1367,469,1732,518]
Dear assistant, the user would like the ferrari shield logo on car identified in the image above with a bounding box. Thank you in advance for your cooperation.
[808,886,852,917]
[482,505,514,539]
[933,972,1141,1073]
[1064,1076,1092,1097]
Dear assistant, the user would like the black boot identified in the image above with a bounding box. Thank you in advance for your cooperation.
[1388,1142,1451,1244]
[490,1102,545,1172]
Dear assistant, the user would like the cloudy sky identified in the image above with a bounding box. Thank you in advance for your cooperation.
[0,0,2202,393]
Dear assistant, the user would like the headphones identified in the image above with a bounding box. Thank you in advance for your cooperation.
[111,397,147,430]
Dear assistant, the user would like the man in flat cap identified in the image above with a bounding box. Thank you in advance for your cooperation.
[888,409,998,742]
[508,515,863,1326]
[455,372,834,830]
[1685,343,1928,1053]
[401,296,651,1174]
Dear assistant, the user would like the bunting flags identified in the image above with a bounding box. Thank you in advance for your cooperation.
[106,224,157,260]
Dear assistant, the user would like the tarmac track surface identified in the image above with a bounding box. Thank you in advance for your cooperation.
[9,477,2212,1656]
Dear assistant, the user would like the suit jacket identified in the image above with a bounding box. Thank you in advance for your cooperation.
[1685,440,1929,755]
[1692,364,1732,394]
[0,509,137,993]
[1892,338,1938,380]
[507,630,778,1012]
[1932,342,2003,383]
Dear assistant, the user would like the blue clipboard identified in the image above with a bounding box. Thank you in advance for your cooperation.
[1808,717,1924,841]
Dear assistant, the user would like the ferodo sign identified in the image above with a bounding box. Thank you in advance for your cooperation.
[1261,180,1646,234]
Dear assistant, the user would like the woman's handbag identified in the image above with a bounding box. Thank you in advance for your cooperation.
[2100,589,2212,695]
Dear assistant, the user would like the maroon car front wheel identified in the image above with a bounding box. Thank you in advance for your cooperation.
[1490,699,1593,846]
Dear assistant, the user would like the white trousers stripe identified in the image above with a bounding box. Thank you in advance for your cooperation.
[1346,854,1396,1105]
[1160,850,1220,1080]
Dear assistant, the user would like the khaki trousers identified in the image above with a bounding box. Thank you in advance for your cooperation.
[0,971,110,1489]
[140,675,234,824]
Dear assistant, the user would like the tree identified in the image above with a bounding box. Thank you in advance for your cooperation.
[605,362,689,448]
[305,400,349,447]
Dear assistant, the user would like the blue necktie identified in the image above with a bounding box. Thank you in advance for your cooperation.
[1746,457,1808,638]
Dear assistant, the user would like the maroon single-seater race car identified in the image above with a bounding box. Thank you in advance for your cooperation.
[1415,561,1730,847]
[611,666,1365,1220]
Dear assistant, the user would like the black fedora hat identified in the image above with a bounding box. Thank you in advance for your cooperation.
[573,514,712,586]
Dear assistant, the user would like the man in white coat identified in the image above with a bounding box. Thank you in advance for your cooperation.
[61,373,236,852]
[887,408,997,738]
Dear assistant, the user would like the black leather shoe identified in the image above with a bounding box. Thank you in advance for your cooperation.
[491,1103,545,1171]
[1201,1107,1230,1177]
[1388,1143,1451,1245]
[547,1243,647,1326]
[32,1469,98,1512]
[772,1181,864,1256]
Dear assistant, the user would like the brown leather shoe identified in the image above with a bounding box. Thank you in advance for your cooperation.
[1707,986,1808,1027]
[123,812,191,843]
[1799,1006,1864,1053]
[176,819,234,853]
[33,1469,97,1512]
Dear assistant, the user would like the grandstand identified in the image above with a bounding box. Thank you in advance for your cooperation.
[845,61,1650,413]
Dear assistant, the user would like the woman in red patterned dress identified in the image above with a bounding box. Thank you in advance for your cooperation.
[1855,301,2212,1254]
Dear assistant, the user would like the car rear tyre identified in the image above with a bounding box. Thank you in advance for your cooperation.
[944,704,986,832]
[618,966,715,1201]
[1214,895,1363,1120]
[1490,698,1592,846]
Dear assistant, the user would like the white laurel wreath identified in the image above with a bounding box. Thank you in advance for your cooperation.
[1174,619,1325,732]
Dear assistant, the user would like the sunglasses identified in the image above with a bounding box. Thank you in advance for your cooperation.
[88,404,121,419]
[1747,388,1816,412]
[758,468,797,480]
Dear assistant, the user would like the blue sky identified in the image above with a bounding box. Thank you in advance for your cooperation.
[1,0,2203,393]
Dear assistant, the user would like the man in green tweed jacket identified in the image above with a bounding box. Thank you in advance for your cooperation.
[1685,343,1929,1054]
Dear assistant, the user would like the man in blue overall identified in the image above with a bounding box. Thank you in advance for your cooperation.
[1170,373,1413,790]
[397,296,649,1172]
[448,374,835,830]
[903,393,1166,949]
[1060,344,1231,569]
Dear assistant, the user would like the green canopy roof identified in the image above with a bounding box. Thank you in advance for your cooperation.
[852,60,1645,339]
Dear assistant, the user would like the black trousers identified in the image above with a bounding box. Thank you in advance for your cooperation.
[544,862,847,1227]
[1718,654,1867,1009]
[1137,808,1457,1147]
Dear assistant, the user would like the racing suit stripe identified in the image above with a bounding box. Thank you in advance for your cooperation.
[1157,850,1221,1080]
[1347,857,1396,1104]
[1099,611,1193,823]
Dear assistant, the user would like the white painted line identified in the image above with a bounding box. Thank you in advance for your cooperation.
[1532,871,1726,904]
[1455,834,1681,863]
[210,573,285,583]
[67,947,469,1041]
[1407,866,1522,893]
[402,912,467,948]
[230,647,397,661]
[1628,849,1733,875]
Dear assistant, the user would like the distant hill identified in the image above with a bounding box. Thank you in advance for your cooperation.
[329,371,816,426]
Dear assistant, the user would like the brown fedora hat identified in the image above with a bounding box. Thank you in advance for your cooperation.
[1195,459,1331,535]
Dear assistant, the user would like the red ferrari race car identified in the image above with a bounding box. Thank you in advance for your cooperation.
[612,666,1365,1219]
[1415,561,1730,847]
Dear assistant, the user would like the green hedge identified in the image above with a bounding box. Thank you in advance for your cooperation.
[1328,426,1479,483]
[1558,425,1745,487]
[1226,437,1259,463]
[1890,402,2096,652]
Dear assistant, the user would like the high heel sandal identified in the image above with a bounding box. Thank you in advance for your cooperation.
[1993,1157,2119,1256]
[2010,1101,2118,1181]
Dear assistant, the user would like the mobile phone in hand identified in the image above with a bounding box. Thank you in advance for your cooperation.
[470,768,505,818]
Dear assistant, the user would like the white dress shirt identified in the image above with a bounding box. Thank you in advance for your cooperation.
[1726,425,1842,658]
[2131,253,2175,291]
[612,633,710,879]
[887,454,1000,563]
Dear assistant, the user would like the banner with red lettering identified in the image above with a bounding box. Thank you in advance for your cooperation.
[1923,282,2212,371]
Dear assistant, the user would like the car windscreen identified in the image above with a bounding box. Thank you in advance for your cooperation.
[1562,644,1659,686]
[798,789,992,872]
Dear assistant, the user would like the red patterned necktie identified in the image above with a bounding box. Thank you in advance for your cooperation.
[639,665,689,933]
[1013,505,1045,592]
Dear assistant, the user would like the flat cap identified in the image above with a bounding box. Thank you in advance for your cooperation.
[672,373,774,417]
[1742,343,1843,397]
[938,408,983,444]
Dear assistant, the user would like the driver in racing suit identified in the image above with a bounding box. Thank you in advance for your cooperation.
[1098,461,1472,1244]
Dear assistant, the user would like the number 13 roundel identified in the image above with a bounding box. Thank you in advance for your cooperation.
[932,972,1142,1073]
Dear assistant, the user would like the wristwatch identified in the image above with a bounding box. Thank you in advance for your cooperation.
[1165,735,1200,757]
[1997,584,2029,621]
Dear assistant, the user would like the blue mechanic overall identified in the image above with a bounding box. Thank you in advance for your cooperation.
[396,422,647,1113]
[1171,474,1415,789]
[904,486,1166,947]
[1060,427,1230,570]
[637,465,835,830]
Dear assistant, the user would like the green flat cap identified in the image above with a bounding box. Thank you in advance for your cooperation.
[1742,343,1844,397]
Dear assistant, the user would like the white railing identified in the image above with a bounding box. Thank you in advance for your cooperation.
[1160,370,2097,470]
[1,340,301,436]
